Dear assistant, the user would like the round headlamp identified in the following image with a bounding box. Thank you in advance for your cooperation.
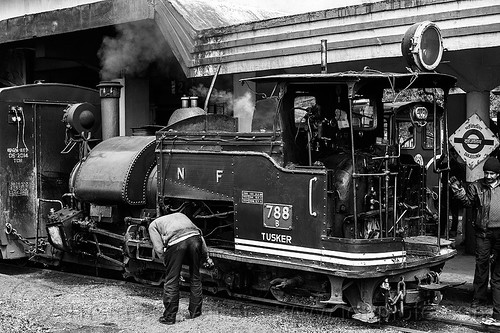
[64,102,100,135]
[401,21,444,71]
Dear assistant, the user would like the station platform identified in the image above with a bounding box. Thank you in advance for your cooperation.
[440,243,475,304]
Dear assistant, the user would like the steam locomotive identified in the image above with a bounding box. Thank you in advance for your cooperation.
[0,21,457,322]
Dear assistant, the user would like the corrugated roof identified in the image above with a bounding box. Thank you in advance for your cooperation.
[168,0,285,30]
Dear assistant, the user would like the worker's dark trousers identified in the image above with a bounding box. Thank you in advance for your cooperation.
[484,228,500,319]
[162,235,203,322]
[474,231,494,303]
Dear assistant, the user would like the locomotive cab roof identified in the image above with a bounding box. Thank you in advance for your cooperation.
[240,71,456,91]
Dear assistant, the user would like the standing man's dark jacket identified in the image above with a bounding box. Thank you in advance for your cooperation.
[452,177,496,233]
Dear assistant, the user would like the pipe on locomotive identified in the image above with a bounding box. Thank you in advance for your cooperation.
[96,81,123,140]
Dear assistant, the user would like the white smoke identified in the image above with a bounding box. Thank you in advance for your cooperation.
[189,85,254,121]
[233,92,254,119]
[98,21,170,80]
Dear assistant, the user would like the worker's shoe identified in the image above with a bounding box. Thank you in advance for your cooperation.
[188,302,202,319]
[482,318,500,326]
[158,316,175,325]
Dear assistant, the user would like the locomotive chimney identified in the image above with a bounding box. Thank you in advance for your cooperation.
[321,39,328,74]
[97,81,123,140]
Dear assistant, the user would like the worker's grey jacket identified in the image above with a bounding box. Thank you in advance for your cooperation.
[148,212,209,260]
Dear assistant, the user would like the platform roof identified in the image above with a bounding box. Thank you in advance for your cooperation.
[0,0,498,91]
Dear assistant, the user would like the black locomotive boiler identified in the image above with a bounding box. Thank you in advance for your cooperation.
[5,21,458,323]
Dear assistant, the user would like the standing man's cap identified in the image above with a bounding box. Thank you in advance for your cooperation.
[483,157,500,173]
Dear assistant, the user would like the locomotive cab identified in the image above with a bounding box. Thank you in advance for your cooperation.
[240,73,454,241]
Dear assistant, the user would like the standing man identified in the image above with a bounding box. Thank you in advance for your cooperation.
[450,156,500,318]
[148,212,213,325]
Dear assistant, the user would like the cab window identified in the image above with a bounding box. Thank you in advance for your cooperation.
[399,121,416,149]
[423,121,439,149]
[293,95,316,127]
[352,99,377,130]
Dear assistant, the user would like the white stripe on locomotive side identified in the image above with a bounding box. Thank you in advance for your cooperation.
[235,244,405,266]
[235,238,406,262]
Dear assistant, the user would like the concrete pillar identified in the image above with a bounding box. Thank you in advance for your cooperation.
[465,91,491,182]
[464,90,490,254]
[447,90,466,136]
[233,73,255,132]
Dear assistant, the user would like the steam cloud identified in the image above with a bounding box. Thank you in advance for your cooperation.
[233,92,254,119]
[190,84,234,114]
[189,84,254,123]
[98,21,169,80]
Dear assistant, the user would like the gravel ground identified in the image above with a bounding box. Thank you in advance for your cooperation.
[0,264,487,333]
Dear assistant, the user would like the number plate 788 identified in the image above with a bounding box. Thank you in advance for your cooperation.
[263,203,293,230]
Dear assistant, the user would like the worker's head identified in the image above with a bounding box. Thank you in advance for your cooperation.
[483,157,500,184]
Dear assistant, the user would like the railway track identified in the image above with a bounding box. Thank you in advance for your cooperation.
[0,261,489,332]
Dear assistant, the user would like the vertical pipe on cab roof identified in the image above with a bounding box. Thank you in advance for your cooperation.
[321,40,328,74]
[97,81,123,140]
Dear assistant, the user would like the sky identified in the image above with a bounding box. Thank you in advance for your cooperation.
[0,0,380,21]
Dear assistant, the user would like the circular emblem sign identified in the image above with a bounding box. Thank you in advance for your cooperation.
[449,113,499,169]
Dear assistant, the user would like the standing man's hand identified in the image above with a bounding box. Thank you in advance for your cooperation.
[449,176,461,191]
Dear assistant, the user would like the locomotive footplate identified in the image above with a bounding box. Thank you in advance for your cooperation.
[404,236,454,256]
[418,281,465,291]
